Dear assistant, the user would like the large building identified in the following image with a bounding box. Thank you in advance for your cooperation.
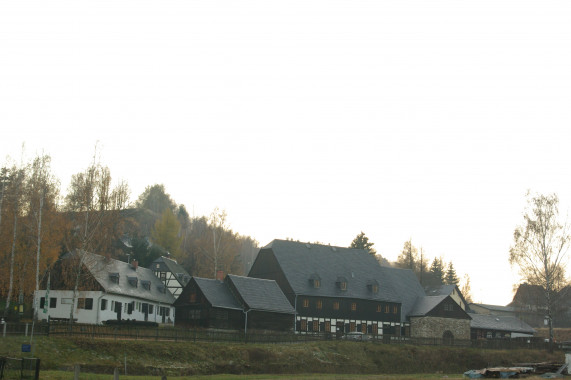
[34,252,176,325]
[248,239,471,340]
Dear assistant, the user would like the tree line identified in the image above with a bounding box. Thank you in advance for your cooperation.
[350,232,471,302]
[0,152,258,317]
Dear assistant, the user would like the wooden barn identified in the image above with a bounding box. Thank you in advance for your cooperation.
[174,274,294,332]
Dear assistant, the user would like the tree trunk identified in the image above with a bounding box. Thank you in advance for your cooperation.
[34,195,43,320]
[4,211,18,317]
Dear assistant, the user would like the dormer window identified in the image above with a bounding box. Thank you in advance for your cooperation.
[367,280,379,294]
[336,276,348,291]
[109,273,120,284]
[141,280,151,291]
[127,276,138,288]
[309,273,321,289]
[157,284,166,294]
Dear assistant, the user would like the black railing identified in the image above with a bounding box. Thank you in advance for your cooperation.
[0,357,40,380]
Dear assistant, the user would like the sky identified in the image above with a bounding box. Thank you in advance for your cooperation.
[1,0,571,306]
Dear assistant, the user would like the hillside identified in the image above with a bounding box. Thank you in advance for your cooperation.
[0,337,564,377]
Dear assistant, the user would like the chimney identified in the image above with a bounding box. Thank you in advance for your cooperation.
[216,270,224,282]
[132,259,138,271]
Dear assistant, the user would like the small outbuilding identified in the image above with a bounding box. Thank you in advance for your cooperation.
[174,274,294,332]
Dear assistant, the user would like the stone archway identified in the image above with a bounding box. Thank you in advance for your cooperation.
[443,330,454,345]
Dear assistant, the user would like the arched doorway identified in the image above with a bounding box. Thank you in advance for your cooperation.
[443,330,454,345]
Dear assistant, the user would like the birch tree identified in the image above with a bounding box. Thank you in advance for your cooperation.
[3,165,25,317]
[63,154,130,323]
[25,154,60,318]
[509,192,571,348]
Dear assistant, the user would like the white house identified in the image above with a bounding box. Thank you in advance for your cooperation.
[34,253,175,325]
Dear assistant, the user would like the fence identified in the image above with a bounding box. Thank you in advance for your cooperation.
[0,357,40,380]
[0,322,555,350]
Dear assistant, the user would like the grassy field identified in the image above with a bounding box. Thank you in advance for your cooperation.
[0,336,565,378]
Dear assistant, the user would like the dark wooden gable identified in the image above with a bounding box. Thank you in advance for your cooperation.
[425,296,471,320]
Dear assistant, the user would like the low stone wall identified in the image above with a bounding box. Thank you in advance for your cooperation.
[410,316,470,340]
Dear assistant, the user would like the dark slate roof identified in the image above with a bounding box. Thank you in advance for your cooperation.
[151,256,191,285]
[193,277,243,310]
[82,253,175,304]
[378,266,427,322]
[227,275,295,314]
[470,303,515,313]
[425,284,456,297]
[409,295,448,317]
[260,240,401,304]
[469,313,535,334]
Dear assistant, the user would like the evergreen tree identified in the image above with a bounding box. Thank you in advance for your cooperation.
[429,257,445,285]
[445,262,459,285]
[350,231,377,255]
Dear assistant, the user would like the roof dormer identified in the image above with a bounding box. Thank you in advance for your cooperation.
[309,273,321,289]
[367,279,379,294]
[336,276,348,291]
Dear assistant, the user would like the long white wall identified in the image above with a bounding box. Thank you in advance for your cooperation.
[33,290,174,325]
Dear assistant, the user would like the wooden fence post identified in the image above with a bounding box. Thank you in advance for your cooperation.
[73,364,80,380]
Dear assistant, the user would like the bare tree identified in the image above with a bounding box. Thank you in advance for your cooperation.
[509,192,571,348]
[63,151,130,323]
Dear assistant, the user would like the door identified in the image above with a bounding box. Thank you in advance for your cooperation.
[115,301,122,320]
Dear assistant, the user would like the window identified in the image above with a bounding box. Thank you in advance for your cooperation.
[314,279,321,288]
[393,306,398,314]
[109,273,120,284]
[190,293,197,303]
[189,309,200,319]
[61,298,73,305]
[141,280,151,291]
[77,298,93,310]
[160,272,166,281]
[127,302,134,314]
[300,319,307,331]
[316,300,322,310]
[39,297,45,309]
[372,324,378,335]
[361,323,367,333]
[325,321,331,332]
[333,302,339,310]
[148,304,154,314]
[376,304,382,312]
[49,297,57,308]
[444,303,454,312]
[351,302,357,311]
[313,320,319,332]
[385,305,390,313]
[336,277,348,291]
[303,299,309,308]
[128,276,138,288]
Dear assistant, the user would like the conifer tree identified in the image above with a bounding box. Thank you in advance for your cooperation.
[445,262,459,285]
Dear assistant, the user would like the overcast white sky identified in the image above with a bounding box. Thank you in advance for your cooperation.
[1,0,571,305]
